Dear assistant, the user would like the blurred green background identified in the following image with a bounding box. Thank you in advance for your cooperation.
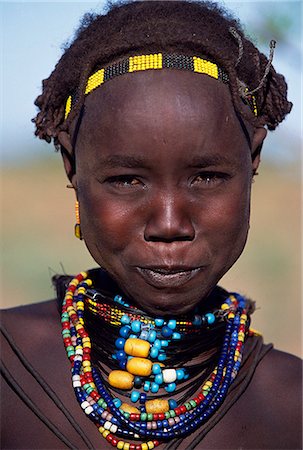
[1,1,302,357]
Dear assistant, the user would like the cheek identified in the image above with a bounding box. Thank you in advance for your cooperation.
[202,180,252,251]
[78,187,141,254]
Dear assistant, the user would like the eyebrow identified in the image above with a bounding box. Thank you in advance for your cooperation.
[98,155,150,169]
[187,154,235,168]
[97,153,234,170]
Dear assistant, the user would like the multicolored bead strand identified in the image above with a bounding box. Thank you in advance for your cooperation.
[61,271,251,447]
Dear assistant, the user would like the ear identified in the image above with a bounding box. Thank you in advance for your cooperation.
[58,131,77,188]
[251,127,267,173]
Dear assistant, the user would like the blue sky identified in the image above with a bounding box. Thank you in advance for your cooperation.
[1,1,301,165]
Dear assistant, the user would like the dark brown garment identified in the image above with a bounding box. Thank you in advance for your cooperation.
[1,299,302,450]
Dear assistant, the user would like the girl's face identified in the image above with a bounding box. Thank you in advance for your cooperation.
[66,70,261,315]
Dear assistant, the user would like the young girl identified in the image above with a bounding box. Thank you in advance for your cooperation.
[1,1,301,449]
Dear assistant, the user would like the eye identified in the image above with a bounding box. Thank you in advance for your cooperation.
[191,172,230,188]
[106,175,144,189]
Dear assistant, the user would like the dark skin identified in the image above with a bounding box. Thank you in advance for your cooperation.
[59,70,266,316]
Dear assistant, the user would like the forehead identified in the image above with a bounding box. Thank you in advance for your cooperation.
[74,70,251,155]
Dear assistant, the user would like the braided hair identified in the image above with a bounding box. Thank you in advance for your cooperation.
[33,0,292,147]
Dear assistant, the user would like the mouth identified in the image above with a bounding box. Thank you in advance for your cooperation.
[136,266,204,288]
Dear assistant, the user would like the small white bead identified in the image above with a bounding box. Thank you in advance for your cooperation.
[101,411,108,419]
[104,421,112,430]
[81,401,90,410]
[85,406,94,415]
[162,369,177,383]
[72,381,81,388]
[75,349,83,355]
[74,355,82,362]
[110,424,118,433]
[72,375,80,381]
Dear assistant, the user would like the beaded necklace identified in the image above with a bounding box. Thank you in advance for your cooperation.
[62,271,251,449]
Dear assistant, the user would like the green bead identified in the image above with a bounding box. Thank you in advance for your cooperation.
[66,345,74,352]
[165,412,171,419]
[147,413,153,421]
[140,413,147,421]
[203,390,209,396]
[190,400,197,408]
[123,412,130,419]
[97,399,104,406]
[86,386,94,394]
[67,350,74,357]
[185,402,191,411]
[170,410,176,418]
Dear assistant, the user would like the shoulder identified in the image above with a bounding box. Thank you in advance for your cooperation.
[1,299,59,332]
[254,347,302,389]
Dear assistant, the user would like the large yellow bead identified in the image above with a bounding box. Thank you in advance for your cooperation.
[124,338,150,358]
[126,357,152,376]
[108,370,134,390]
[120,403,140,414]
[145,399,169,414]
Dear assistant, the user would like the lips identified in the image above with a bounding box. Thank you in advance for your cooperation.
[136,266,204,288]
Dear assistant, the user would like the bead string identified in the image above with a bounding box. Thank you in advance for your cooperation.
[64,53,257,120]
[62,271,250,448]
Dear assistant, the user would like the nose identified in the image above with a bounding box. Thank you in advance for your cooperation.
[144,192,195,243]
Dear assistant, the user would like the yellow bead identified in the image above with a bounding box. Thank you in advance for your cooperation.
[141,444,148,450]
[126,357,152,377]
[221,303,230,310]
[82,360,90,367]
[102,430,110,438]
[145,399,169,414]
[98,426,105,433]
[108,370,134,390]
[120,403,140,414]
[147,442,155,449]
[117,441,124,450]
[124,443,130,450]
[124,338,150,358]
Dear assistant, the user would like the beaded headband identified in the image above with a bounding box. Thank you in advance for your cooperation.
[64,53,258,119]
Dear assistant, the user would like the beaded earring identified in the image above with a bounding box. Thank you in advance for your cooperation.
[74,200,83,240]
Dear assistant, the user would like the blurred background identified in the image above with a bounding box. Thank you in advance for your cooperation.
[1,1,301,357]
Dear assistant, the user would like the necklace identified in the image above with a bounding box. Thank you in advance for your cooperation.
[62,270,251,449]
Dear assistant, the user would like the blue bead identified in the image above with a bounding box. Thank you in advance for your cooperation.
[158,353,166,362]
[139,393,147,404]
[176,369,184,380]
[119,360,126,369]
[184,372,189,380]
[134,376,142,389]
[205,313,215,324]
[152,363,161,375]
[165,382,176,393]
[162,326,173,338]
[116,350,127,361]
[193,314,202,326]
[131,391,140,403]
[154,339,162,349]
[168,399,178,409]
[155,318,164,326]
[148,330,157,343]
[143,381,151,392]
[150,347,159,358]
[131,320,141,333]
[121,314,130,324]
[129,334,137,339]
[151,382,159,393]
[113,397,122,408]
[115,337,126,349]
[120,325,131,338]
[114,295,123,304]
[139,330,149,340]
[154,373,163,384]
[172,332,181,340]
[161,340,169,347]
[167,320,177,330]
